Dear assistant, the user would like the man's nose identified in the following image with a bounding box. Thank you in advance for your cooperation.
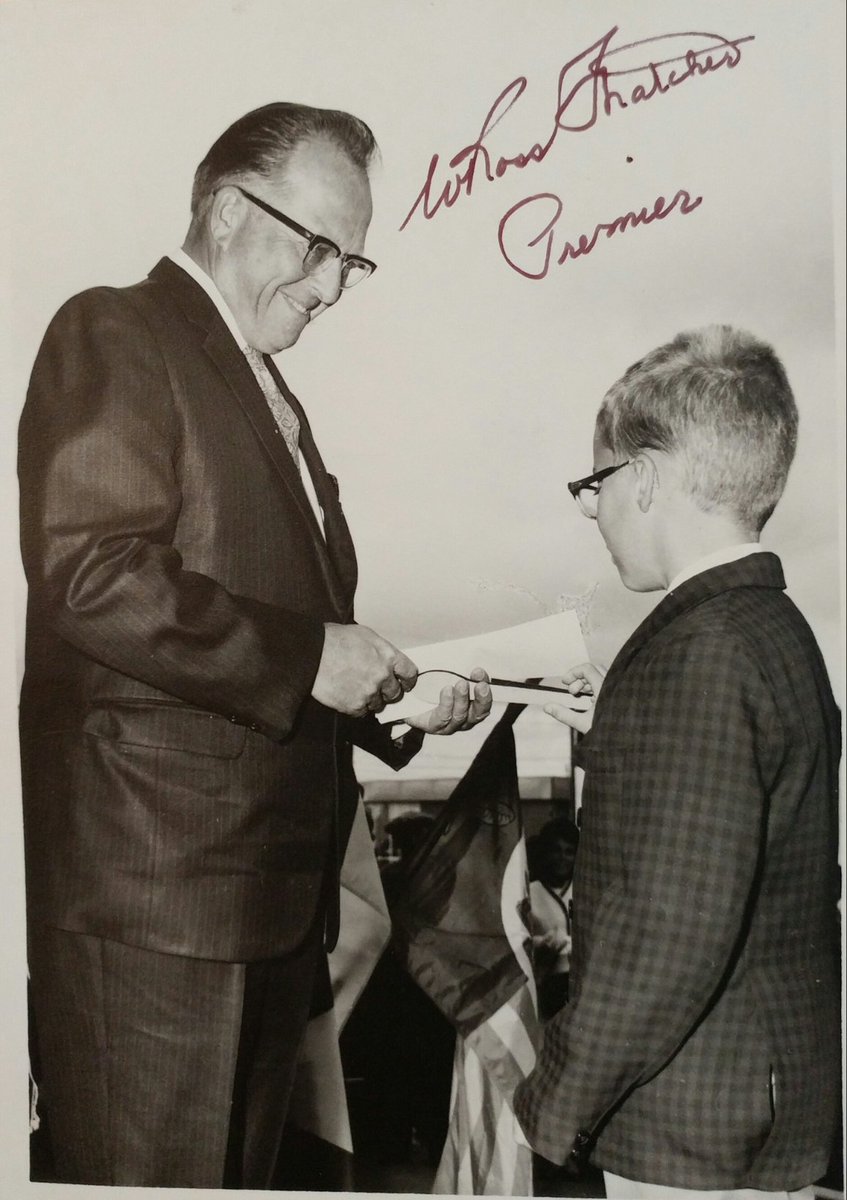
[310,258,344,306]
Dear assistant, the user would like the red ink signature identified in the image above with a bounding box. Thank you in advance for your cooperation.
[399,26,752,231]
[497,188,703,279]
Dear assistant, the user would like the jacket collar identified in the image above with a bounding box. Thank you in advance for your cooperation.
[598,551,786,707]
[149,255,228,335]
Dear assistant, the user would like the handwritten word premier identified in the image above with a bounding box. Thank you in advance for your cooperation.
[498,188,703,279]
[399,25,753,230]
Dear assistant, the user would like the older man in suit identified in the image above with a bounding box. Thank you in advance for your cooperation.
[19,102,491,1189]
[514,326,841,1199]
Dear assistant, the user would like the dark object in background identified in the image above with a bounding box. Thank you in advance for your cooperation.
[530,816,579,1022]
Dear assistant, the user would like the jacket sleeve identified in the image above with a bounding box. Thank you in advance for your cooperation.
[18,288,326,740]
[514,628,783,1162]
[340,714,425,769]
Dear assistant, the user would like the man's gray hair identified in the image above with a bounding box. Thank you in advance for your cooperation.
[596,325,798,532]
[190,101,377,219]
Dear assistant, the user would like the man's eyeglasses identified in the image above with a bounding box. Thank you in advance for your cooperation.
[567,461,631,518]
[234,186,377,289]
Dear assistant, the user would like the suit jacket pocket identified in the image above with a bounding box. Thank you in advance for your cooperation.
[82,699,247,758]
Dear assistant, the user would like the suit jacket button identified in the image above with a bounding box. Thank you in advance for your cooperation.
[569,1130,592,1160]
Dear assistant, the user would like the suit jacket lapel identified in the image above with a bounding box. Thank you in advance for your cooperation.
[266,358,358,612]
[148,258,356,615]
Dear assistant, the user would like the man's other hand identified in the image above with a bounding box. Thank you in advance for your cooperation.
[312,623,418,717]
[404,667,492,735]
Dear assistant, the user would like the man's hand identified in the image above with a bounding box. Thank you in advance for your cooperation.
[311,623,418,717]
[533,930,571,957]
[543,662,607,734]
[532,930,572,974]
[404,667,492,735]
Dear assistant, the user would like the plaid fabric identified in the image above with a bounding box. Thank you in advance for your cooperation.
[514,554,841,1192]
[394,706,540,1194]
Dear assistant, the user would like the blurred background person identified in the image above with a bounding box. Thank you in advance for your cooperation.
[528,817,579,1021]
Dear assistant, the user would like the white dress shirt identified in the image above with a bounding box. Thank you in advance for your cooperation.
[529,879,572,975]
[667,542,764,594]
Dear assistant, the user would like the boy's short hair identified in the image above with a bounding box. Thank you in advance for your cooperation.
[596,325,798,531]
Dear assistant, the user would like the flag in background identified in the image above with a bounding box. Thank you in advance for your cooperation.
[282,796,392,1188]
[392,704,539,1195]
[329,797,393,1034]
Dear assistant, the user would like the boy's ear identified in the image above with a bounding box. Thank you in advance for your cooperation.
[633,454,659,513]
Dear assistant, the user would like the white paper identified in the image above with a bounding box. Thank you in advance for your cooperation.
[378,611,590,722]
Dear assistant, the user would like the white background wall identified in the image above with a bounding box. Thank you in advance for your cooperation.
[1,2,843,1195]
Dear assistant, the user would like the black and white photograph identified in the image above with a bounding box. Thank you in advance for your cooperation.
[0,2,844,1198]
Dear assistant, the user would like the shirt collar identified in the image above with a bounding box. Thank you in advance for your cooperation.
[168,248,248,351]
[667,542,764,593]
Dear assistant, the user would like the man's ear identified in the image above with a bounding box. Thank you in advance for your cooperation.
[208,186,244,249]
[633,453,659,513]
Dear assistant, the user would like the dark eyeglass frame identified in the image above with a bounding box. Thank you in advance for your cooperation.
[233,186,377,288]
[567,461,632,499]
[567,461,632,512]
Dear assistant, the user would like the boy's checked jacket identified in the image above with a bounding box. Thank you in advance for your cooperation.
[514,551,841,1192]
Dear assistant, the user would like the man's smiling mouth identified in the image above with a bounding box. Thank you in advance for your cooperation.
[282,294,311,316]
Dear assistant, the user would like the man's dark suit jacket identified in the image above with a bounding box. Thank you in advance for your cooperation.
[18,257,417,963]
[514,553,841,1191]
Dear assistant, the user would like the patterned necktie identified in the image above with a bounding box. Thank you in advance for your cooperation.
[243,346,301,465]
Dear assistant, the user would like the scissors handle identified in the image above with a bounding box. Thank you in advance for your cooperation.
[490,676,577,695]
[416,669,590,698]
